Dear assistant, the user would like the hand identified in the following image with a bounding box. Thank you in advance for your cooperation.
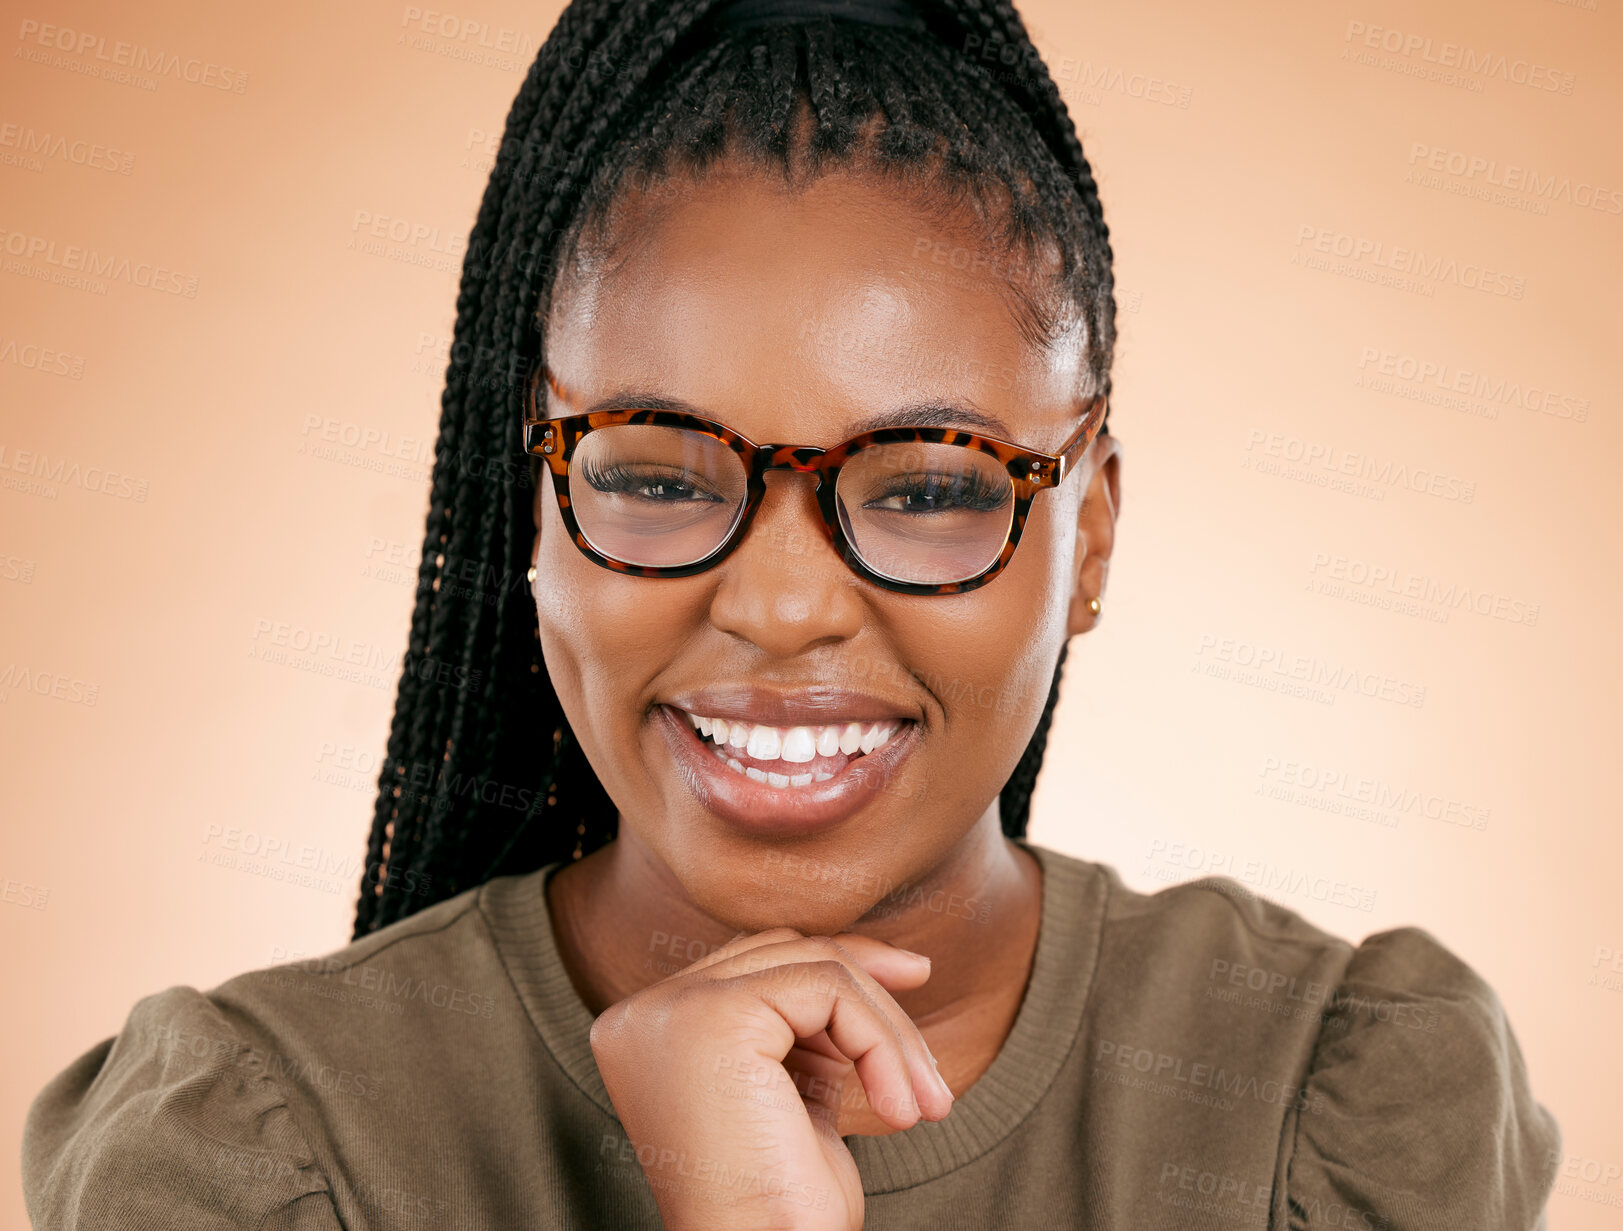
[589,927,955,1231]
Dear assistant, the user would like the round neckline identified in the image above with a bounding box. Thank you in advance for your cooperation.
[479,840,1106,1194]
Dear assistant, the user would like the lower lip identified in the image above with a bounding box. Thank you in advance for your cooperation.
[655,704,920,837]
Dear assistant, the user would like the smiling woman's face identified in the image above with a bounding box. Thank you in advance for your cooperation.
[532,168,1119,934]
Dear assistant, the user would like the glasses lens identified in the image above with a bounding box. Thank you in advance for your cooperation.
[569,425,748,567]
[835,442,1014,585]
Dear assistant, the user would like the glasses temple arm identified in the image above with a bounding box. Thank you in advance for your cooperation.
[1054,396,1108,482]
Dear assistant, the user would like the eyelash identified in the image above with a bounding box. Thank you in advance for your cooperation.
[864,470,1010,514]
[581,457,1008,517]
[580,461,726,503]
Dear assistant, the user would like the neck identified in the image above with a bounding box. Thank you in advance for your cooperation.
[546,808,1044,1036]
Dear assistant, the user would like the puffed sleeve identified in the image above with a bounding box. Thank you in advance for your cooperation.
[22,985,342,1231]
[1277,927,1561,1230]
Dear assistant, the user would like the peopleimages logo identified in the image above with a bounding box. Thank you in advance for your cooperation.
[1408,143,1622,215]
[0,336,85,379]
[1259,756,1491,831]
[1243,429,1477,504]
[1294,225,1525,299]
[14,19,249,93]
[1355,347,1589,423]
[0,123,135,174]
[0,227,199,297]
[0,443,149,501]
[1308,551,1540,627]
[1142,839,1380,913]
[1343,21,1577,94]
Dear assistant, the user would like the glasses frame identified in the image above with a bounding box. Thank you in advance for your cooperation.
[520,363,1108,596]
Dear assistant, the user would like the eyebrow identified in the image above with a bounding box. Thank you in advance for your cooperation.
[573,390,1015,440]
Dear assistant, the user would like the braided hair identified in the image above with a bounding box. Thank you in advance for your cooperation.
[352,0,1115,938]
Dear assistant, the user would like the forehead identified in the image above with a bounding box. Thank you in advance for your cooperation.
[541,171,1084,444]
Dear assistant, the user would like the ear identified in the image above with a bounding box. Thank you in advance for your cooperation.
[1064,434,1123,637]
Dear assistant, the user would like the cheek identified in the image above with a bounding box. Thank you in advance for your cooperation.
[900,498,1073,750]
[1006,483,1081,628]
[530,485,700,722]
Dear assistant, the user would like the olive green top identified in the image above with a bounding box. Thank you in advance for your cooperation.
[22,843,1560,1229]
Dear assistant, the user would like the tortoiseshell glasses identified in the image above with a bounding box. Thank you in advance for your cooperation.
[521,365,1107,596]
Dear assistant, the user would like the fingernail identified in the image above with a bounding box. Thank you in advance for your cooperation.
[897,948,931,967]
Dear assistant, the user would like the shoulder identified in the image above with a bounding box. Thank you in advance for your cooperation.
[1282,924,1561,1229]
[22,984,341,1230]
[1052,848,1359,996]
[1046,849,1560,1227]
[209,876,499,1027]
[196,877,531,1119]
[21,876,521,1230]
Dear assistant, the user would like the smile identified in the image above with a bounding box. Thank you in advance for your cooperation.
[676,709,906,788]
[654,701,921,837]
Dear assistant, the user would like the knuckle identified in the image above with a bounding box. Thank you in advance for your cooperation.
[803,935,846,961]
[803,957,855,999]
[589,987,688,1053]
[588,1004,629,1055]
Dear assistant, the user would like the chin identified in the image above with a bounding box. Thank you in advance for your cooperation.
[684,871,879,938]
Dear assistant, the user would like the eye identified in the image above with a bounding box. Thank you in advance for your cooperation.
[863,470,1010,515]
[580,461,727,504]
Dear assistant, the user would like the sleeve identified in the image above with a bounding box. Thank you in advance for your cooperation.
[22,985,343,1231]
[1276,926,1561,1231]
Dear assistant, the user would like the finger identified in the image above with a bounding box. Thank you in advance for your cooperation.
[783,1040,852,1139]
[667,925,812,978]
[695,937,949,1120]
[822,937,951,1119]
[675,927,933,990]
[721,959,934,1130]
[793,1028,845,1064]
[792,1031,890,1135]
[823,932,935,993]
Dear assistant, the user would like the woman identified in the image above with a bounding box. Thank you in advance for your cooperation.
[22,0,1560,1227]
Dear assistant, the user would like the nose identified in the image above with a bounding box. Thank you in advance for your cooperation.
[707,471,865,657]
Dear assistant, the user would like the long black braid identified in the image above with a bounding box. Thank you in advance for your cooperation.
[353,0,1115,937]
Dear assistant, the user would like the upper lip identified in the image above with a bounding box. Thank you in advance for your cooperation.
[662,685,918,728]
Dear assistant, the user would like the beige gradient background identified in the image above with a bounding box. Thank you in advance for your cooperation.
[2,0,1619,1225]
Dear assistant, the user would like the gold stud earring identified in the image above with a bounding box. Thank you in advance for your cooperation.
[1088,596,1102,616]
[527,565,537,584]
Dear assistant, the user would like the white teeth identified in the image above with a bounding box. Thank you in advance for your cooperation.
[707,741,884,789]
[685,709,908,773]
[860,722,898,755]
[779,726,816,763]
[745,725,780,759]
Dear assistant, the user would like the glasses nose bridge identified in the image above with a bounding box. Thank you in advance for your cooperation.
[756,443,829,480]
[741,443,837,555]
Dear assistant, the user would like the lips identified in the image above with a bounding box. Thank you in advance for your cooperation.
[654,699,921,837]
